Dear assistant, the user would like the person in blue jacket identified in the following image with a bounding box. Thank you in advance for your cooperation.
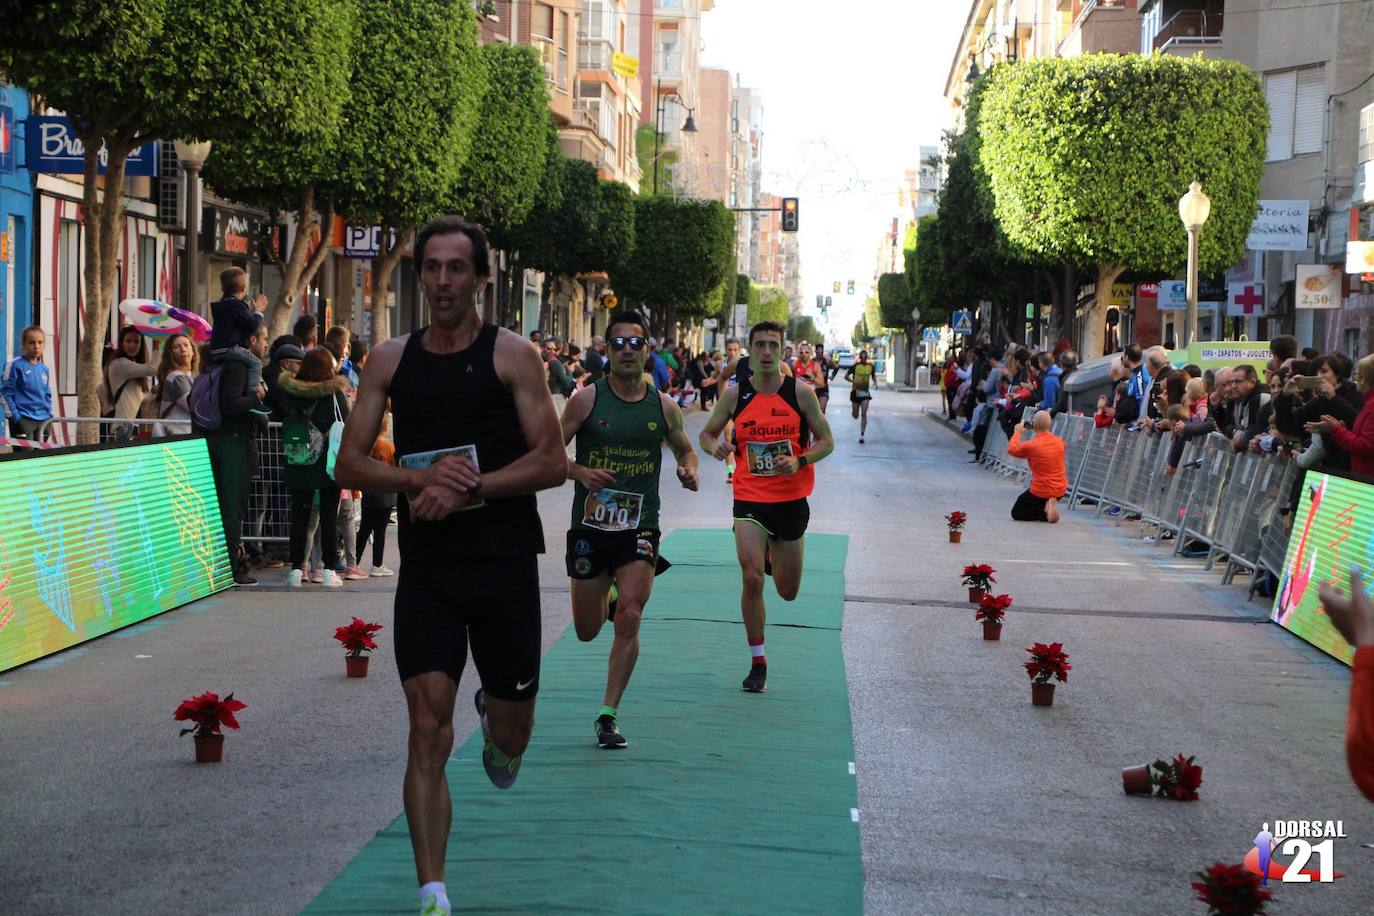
[2,326,54,443]
[1038,354,1063,412]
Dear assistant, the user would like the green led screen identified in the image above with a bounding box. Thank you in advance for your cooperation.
[0,437,233,673]
[1271,470,1372,666]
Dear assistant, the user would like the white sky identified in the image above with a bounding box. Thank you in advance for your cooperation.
[701,1,970,339]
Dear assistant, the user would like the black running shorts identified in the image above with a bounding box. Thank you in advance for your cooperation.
[393,556,540,702]
[565,528,664,580]
[733,498,810,542]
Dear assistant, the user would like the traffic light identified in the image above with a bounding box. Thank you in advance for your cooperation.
[781,197,799,232]
[846,280,855,295]
[833,281,841,293]
[816,294,823,309]
[825,296,833,308]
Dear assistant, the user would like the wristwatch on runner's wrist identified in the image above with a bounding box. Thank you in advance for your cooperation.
[798,455,808,468]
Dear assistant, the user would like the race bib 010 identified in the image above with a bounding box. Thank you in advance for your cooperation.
[581,488,644,532]
[746,439,793,477]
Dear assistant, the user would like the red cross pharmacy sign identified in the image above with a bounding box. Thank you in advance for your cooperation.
[1227,282,1265,317]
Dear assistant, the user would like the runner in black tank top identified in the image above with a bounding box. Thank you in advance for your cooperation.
[332,218,566,916]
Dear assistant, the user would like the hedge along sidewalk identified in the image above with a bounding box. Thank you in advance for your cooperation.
[302,529,861,915]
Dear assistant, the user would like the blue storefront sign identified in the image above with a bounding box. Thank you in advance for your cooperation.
[25,116,158,176]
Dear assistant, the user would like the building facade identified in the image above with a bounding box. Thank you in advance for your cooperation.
[1,84,33,366]
[631,0,714,195]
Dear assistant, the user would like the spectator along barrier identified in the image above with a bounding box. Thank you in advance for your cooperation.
[973,413,1370,666]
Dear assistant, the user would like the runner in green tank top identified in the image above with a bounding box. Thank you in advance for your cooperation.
[560,310,699,749]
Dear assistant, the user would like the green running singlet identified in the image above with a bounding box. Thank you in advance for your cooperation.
[571,377,668,531]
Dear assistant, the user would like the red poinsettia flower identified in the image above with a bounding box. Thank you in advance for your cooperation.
[1024,642,1071,684]
[1152,754,1204,801]
[945,511,968,531]
[1191,862,1271,915]
[975,593,1013,624]
[334,617,384,656]
[174,692,247,737]
[960,563,997,588]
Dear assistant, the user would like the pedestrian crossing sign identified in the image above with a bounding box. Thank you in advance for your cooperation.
[922,327,940,342]
[952,310,973,335]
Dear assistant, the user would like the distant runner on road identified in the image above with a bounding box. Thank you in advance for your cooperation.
[845,349,875,443]
[561,310,699,749]
[334,215,566,916]
[700,320,835,692]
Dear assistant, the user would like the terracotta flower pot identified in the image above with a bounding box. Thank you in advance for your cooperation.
[1031,681,1056,707]
[1122,764,1153,795]
[981,621,1002,641]
[949,530,962,543]
[968,587,985,603]
[194,733,224,763]
[345,655,370,678]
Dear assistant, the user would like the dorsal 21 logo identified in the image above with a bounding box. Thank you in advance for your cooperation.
[1245,820,1346,884]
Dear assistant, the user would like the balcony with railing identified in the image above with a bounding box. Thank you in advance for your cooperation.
[1153,9,1223,53]
[578,39,611,71]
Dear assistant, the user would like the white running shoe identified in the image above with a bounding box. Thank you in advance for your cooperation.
[370,565,395,577]
[285,569,303,588]
[321,569,343,588]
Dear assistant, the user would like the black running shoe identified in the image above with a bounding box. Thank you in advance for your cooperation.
[742,662,767,693]
[595,715,627,749]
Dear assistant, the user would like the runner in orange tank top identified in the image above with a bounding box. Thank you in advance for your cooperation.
[700,320,835,692]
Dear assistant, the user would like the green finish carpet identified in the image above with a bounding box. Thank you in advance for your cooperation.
[303,529,860,914]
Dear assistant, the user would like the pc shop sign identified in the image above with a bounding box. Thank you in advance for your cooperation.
[25,116,158,176]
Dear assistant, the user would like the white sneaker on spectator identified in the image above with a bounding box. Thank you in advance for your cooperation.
[343,565,368,580]
[370,565,395,577]
[286,569,303,588]
[321,569,343,588]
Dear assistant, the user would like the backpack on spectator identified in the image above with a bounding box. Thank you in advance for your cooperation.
[189,363,225,430]
[282,409,324,466]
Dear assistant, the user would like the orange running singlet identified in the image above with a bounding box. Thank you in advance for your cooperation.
[730,374,814,502]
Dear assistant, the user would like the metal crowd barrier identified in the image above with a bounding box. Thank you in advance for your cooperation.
[994,414,1303,601]
[13,416,290,546]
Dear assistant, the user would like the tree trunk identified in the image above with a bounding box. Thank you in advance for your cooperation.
[1080,263,1126,359]
[75,130,133,441]
[370,225,412,344]
[267,185,334,339]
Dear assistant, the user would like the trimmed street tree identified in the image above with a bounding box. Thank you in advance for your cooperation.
[977,54,1267,357]
[787,315,822,346]
[451,43,548,234]
[0,0,354,421]
[613,197,735,337]
[193,3,360,339]
[877,272,915,332]
[333,0,486,344]
[487,119,565,326]
[747,285,789,327]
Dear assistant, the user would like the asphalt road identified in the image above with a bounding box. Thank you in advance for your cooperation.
[1,383,1370,914]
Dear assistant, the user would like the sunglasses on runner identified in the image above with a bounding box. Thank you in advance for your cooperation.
[611,336,646,351]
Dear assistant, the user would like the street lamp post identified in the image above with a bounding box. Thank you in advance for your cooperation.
[174,139,213,312]
[1178,180,1212,348]
[652,78,696,195]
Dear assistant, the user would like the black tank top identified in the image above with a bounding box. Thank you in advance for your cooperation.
[390,323,544,558]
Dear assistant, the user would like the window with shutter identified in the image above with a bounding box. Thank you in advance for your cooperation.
[1266,70,1296,162]
[1293,66,1325,156]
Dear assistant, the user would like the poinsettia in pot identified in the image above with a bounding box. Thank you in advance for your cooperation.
[335,616,384,678]
[1152,754,1203,801]
[975,593,1012,641]
[174,691,246,763]
[945,511,968,543]
[1191,863,1271,916]
[1024,642,1070,706]
[961,564,997,603]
